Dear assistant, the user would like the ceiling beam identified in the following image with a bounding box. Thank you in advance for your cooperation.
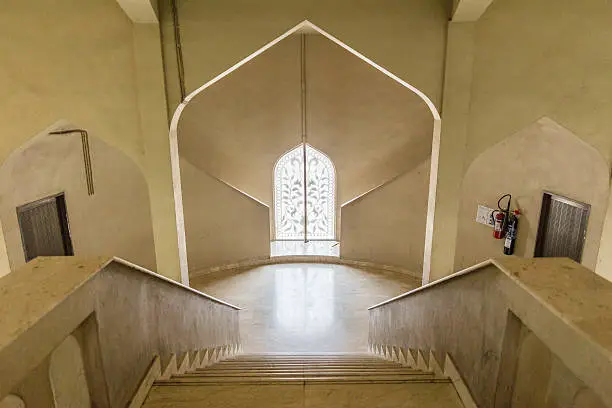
[451,0,495,22]
[116,0,158,23]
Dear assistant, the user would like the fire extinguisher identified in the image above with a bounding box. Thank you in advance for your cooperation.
[492,194,512,239]
[493,211,506,239]
[504,209,520,255]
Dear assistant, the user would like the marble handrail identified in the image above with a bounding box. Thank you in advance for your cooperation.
[113,257,241,310]
[369,257,612,407]
[0,256,241,407]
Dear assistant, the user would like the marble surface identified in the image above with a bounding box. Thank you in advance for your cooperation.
[493,257,612,349]
[191,263,418,353]
[143,382,463,408]
[0,257,241,407]
[369,257,612,408]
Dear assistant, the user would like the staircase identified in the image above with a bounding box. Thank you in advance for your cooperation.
[142,353,466,407]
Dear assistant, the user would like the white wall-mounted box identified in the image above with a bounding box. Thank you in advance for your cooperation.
[476,205,495,227]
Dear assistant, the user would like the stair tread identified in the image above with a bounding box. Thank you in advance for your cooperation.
[192,369,425,374]
[183,371,433,377]
[214,362,402,367]
[155,376,451,384]
[142,354,463,408]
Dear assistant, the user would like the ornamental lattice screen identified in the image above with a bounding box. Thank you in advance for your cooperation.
[274,144,336,240]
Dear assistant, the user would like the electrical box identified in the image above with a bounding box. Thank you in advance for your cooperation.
[476,205,495,227]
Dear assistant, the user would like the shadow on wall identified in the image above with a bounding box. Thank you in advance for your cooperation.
[0,122,157,274]
[340,158,431,276]
[455,117,610,271]
[180,158,270,273]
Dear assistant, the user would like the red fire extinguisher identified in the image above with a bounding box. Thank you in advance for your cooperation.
[492,194,512,239]
[493,211,506,239]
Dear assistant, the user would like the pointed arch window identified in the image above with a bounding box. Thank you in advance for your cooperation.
[274,144,336,240]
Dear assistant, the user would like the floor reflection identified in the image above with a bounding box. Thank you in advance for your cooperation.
[191,263,418,353]
[275,266,334,336]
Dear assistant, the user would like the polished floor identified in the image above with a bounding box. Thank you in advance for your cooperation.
[191,263,418,353]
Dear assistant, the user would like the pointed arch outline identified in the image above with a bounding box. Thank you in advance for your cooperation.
[168,20,442,283]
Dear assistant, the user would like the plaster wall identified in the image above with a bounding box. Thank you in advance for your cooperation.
[0,0,144,166]
[0,133,157,273]
[430,0,612,281]
[306,35,434,204]
[341,159,430,274]
[467,0,612,166]
[455,118,610,272]
[178,33,434,206]
[132,23,184,282]
[597,191,612,282]
[177,36,301,206]
[0,0,184,280]
[180,159,270,272]
[163,0,449,113]
[0,224,8,277]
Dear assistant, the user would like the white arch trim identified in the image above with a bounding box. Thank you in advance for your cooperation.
[169,20,442,283]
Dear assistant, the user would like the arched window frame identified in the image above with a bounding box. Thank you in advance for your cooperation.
[273,144,336,241]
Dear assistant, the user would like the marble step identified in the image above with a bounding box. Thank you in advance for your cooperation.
[209,363,403,369]
[194,367,422,374]
[143,382,465,408]
[215,358,401,363]
[156,375,450,385]
[219,356,397,361]
[220,360,394,365]
[233,352,377,357]
[230,356,384,358]
[227,354,381,359]
[184,370,432,378]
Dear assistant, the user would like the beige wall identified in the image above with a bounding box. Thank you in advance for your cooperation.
[341,160,430,274]
[457,0,612,278]
[180,159,270,272]
[178,35,301,205]
[467,0,612,165]
[0,225,9,277]
[455,118,610,272]
[430,0,612,281]
[0,132,157,273]
[133,23,185,282]
[306,35,434,205]
[168,0,448,113]
[0,0,184,280]
[0,0,143,166]
[597,191,612,282]
[178,33,434,206]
